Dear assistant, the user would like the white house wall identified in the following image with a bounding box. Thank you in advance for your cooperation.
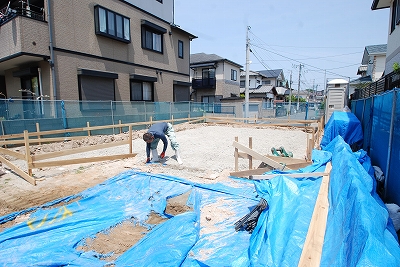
[124,0,174,23]
[373,55,386,80]
[385,4,400,73]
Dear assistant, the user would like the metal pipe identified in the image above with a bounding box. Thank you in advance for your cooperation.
[47,0,57,117]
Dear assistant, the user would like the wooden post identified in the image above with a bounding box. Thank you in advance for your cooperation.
[36,122,42,145]
[87,122,91,136]
[249,137,253,169]
[119,120,122,134]
[24,130,33,176]
[129,125,132,154]
[235,136,239,172]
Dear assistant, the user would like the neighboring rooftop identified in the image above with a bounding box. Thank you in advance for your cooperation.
[190,53,243,68]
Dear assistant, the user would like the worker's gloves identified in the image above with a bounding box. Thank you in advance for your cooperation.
[160,152,165,159]
[146,157,151,163]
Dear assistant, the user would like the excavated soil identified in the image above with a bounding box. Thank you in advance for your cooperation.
[0,123,313,261]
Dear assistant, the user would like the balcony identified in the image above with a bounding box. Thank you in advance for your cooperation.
[192,78,216,89]
[0,5,49,60]
[0,4,45,26]
[353,71,400,100]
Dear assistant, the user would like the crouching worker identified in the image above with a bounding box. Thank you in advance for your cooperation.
[143,122,183,164]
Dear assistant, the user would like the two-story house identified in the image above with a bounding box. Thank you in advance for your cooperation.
[372,0,400,74]
[240,69,288,108]
[189,53,242,103]
[350,44,387,95]
[0,0,196,118]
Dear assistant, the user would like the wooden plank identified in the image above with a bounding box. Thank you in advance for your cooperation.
[237,152,252,159]
[0,155,36,185]
[250,172,327,180]
[232,141,285,170]
[32,140,129,161]
[286,162,312,170]
[0,136,80,146]
[230,167,272,178]
[0,147,25,160]
[31,153,137,168]
[298,162,332,267]
[265,155,310,165]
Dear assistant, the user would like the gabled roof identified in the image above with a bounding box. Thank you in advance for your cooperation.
[240,85,288,95]
[361,44,387,65]
[257,69,283,79]
[190,53,243,68]
[350,75,372,84]
[371,0,391,10]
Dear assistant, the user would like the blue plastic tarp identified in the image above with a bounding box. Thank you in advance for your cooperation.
[321,111,364,149]
[1,136,400,266]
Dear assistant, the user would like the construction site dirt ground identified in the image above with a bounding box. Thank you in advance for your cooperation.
[0,123,312,261]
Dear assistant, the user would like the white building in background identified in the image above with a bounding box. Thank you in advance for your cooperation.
[325,78,349,122]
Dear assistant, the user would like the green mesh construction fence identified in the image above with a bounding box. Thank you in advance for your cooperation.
[0,100,235,136]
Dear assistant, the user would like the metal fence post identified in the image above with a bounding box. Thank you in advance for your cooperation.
[384,90,397,200]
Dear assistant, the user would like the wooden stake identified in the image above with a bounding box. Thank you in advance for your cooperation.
[234,136,239,172]
[249,137,253,169]
[87,122,91,136]
[36,123,41,145]
[24,130,32,176]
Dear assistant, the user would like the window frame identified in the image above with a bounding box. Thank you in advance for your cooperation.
[130,80,155,101]
[141,20,166,54]
[178,40,184,59]
[94,5,131,43]
[231,69,237,81]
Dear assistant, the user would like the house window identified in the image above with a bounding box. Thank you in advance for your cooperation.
[94,5,130,43]
[263,80,271,85]
[141,20,167,53]
[178,40,184,58]
[391,0,400,33]
[131,81,154,101]
[202,95,222,103]
[202,68,216,87]
[231,69,237,81]
[240,80,245,87]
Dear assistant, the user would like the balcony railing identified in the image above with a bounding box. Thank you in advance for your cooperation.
[0,6,45,26]
[353,71,400,100]
[192,78,216,89]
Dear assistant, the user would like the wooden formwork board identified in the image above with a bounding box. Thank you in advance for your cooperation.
[298,162,332,267]
[0,126,136,185]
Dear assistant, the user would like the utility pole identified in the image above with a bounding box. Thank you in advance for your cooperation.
[245,26,250,119]
[297,64,303,111]
[288,71,292,118]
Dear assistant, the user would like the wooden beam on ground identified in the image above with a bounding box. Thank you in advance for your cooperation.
[32,140,130,161]
[265,155,310,165]
[232,141,286,170]
[0,155,36,185]
[230,167,272,178]
[0,147,25,160]
[31,153,137,168]
[250,172,327,180]
[298,162,332,267]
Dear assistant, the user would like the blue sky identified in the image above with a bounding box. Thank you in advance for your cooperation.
[174,0,390,91]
